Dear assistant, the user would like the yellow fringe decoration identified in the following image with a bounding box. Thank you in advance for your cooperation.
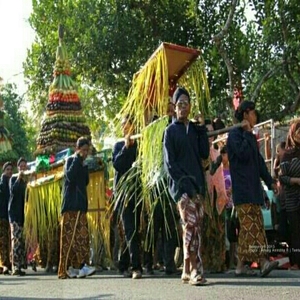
[116,43,210,134]
[109,42,211,259]
[178,57,211,117]
[87,171,111,267]
[24,170,111,267]
[118,45,169,133]
[139,116,168,189]
[24,176,63,253]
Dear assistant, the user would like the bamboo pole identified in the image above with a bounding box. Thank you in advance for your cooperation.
[117,123,242,141]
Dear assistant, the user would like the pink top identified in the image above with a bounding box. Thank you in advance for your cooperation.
[206,146,228,215]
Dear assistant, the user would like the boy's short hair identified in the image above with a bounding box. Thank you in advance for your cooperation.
[17,157,27,167]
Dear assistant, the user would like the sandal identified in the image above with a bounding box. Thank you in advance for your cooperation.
[290,264,299,271]
[260,260,279,277]
[188,274,207,286]
[181,273,190,284]
[235,265,257,277]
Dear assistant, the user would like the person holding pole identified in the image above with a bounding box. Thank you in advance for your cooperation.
[112,115,143,279]
[163,87,209,286]
[226,100,279,277]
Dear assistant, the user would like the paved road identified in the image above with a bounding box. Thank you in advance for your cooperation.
[0,268,299,300]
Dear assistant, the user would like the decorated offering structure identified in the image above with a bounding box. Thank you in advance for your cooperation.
[113,43,210,260]
[35,27,91,156]
[23,27,111,270]
[118,42,210,132]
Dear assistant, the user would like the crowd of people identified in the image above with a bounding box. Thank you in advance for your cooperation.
[0,86,299,286]
[111,87,300,286]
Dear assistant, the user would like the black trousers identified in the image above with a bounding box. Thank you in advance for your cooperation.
[286,209,300,266]
[118,200,142,272]
[144,197,178,273]
[278,209,290,242]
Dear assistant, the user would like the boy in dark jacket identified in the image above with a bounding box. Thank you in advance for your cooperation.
[112,115,142,279]
[163,87,209,286]
[227,100,278,277]
[8,158,27,276]
[58,137,95,279]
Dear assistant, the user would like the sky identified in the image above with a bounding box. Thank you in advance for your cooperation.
[0,0,35,95]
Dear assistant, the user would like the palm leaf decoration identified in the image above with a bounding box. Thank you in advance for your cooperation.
[178,57,210,117]
[110,42,210,255]
[24,175,63,263]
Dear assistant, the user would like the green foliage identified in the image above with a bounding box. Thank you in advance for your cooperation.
[23,0,300,131]
[22,107,40,159]
[246,0,300,117]
[0,83,31,161]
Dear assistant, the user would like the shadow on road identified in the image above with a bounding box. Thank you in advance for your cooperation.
[0,295,113,300]
[207,280,300,287]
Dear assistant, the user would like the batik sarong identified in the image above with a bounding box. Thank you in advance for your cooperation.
[235,204,267,262]
[0,218,10,268]
[10,222,26,269]
[177,193,204,275]
[58,211,89,278]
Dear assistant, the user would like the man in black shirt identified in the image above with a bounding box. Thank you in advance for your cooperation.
[163,87,209,286]
[112,115,142,279]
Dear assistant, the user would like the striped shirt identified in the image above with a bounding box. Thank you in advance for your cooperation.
[279,157,300,212]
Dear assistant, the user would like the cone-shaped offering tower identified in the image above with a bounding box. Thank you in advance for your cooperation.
[35,27,91,155]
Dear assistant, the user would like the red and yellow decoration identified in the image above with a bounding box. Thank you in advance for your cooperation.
[35,35,91,155]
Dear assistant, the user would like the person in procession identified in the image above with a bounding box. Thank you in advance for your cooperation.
[211,145,239,270]
[201,119,227,273]
[226,100,279,277]
[163,86,209,286]
[58,137,96,279]
[279,119,300,270]
[112,115,143,279]
[0,162,13,275]
[8,158,28,276]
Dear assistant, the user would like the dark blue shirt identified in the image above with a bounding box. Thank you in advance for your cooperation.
[112,141,138,191]
[61,153,89,214]
[227,127,273,206]
[8,176,27,225]
[0,174,10,220]
[163,121,209,202]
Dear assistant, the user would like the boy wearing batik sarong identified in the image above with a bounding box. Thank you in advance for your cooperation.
[227,100,278,277]
[0,162,13,275]
[58,137,95,279]
[8,158,28,276]
[163,87,209,286]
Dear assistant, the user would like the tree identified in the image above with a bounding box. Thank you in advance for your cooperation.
[24,0,300,130]
[1,83,31,161]
[247,0,300,120]
[25,0,200,132]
